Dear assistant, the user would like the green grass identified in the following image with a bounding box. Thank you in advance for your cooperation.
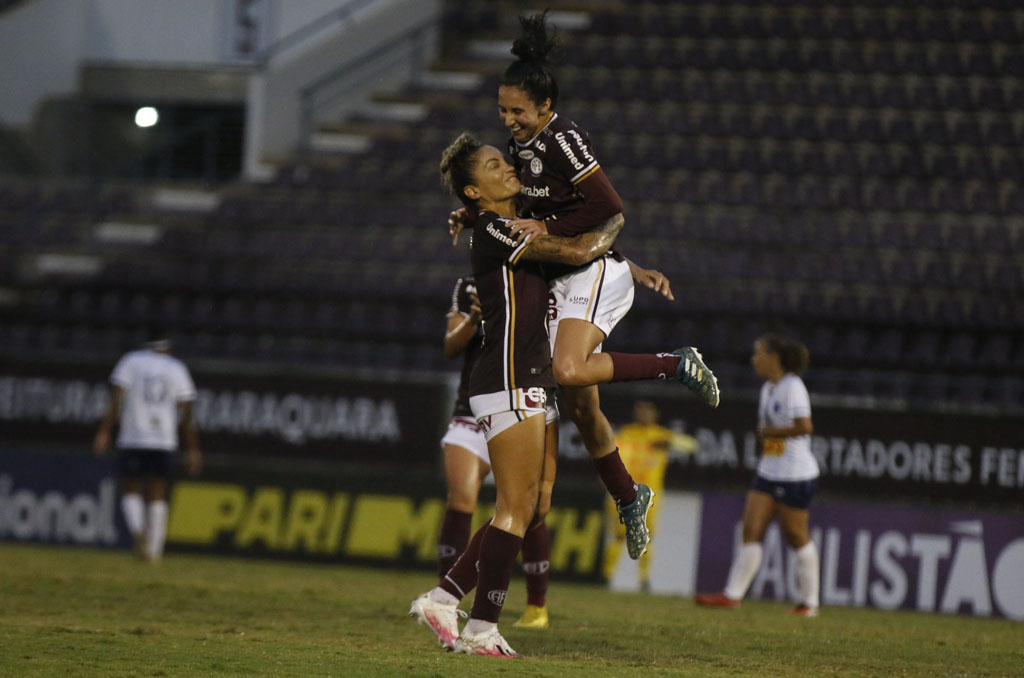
[1,544,1020,677]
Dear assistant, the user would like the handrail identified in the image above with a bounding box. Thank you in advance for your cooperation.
[296,13,439,150]
[256,0,379,66]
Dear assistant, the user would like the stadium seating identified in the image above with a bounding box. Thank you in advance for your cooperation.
[1,0,1022,410]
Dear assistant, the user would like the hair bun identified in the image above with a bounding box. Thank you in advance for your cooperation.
[511,11,556,64]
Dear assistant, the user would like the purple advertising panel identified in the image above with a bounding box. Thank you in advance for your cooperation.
[697,492,1024,620]
[0,449,130,548]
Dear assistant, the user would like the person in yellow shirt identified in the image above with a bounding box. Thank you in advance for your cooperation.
[603,400,697,591]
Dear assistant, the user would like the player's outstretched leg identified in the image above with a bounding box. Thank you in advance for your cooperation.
[616,484,655,559]
[672,347,720,408]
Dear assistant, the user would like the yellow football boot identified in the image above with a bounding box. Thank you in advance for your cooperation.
[512,604,549,629]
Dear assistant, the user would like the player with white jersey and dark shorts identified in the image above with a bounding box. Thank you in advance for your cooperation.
[411,133,626,658]
[451,12,721,563]
[437,275,554,629]
[93,338,202,562]
[697,333,821,616]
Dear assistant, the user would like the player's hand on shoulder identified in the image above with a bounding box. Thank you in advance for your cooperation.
[508,218,547,245]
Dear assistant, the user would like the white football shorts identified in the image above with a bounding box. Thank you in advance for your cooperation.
[470,388,559,442]
[439,415,489,463]
[548,255,634,353]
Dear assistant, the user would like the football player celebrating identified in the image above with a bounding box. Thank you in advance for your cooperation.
[412,132,624,657]
[451,12,720,563]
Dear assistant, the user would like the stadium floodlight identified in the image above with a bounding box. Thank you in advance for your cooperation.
[134,107,159,128]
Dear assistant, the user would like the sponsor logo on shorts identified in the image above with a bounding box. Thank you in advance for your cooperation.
[478,416,492,433]
[530,157,543,176]
[568,295,590,305]
[523,387,547,409]
[487,589,507,606]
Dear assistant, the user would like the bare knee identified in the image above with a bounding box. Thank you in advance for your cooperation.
[781,523,810,549]
[553,357,588,387]
[446,485,480,514]
[501,484,540,534]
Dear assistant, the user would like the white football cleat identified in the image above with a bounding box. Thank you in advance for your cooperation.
[454,624,518,658]
[409,592,465,650]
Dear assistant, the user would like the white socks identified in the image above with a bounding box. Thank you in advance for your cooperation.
[724,542,763,601]
[146,501,168,561]
[121,494,145,536]
[795,541,820,609]
[723,540,819,608]
[463,619,497,636]
[430,587,460,607]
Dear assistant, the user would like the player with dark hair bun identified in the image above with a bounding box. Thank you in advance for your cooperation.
[452,11,721,565]
[697,333,821,616]
[502,11,560,111]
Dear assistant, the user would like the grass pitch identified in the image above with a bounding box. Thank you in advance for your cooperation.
[1,544,1020,677]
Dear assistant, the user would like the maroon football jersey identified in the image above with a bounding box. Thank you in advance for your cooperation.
[508,112,600,222]
[509,112,619,279]
[468,211,556,396]
[448,276,483,417]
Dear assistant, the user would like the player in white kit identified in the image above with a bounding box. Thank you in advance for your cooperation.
[93,338,202,562]
[696,334,820,616]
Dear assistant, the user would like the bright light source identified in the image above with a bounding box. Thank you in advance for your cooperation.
[134,107,159,128]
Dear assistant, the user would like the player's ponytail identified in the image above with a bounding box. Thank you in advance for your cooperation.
[502,11,559,109]
[440,132,483,208]
[760,333,810,376]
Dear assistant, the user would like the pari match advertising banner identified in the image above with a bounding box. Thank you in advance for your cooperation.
[694,492,1024,621]
[0,358,450,466]
[566,383,1024,505]
[0,447,607,581]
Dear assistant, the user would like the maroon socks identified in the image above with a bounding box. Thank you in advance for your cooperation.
[592,448,638,506]
[469,524,524,623]
[440,518,490,600]
[522,520,551,607]
[437,509,473,577]
[606,352,680,382]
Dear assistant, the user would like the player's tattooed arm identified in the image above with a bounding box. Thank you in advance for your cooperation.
[520,212,624,265]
